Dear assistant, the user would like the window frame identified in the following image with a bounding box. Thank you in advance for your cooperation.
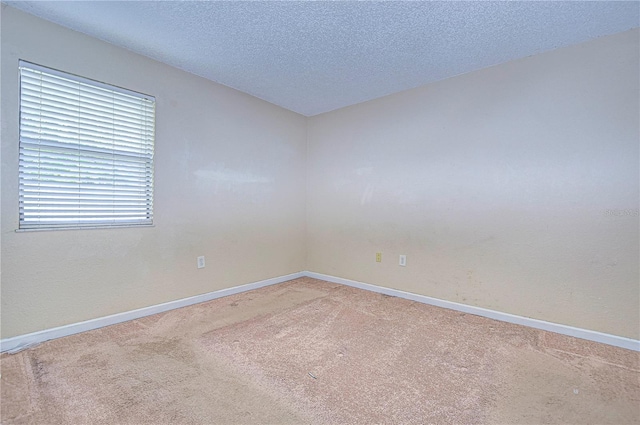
[17,60,156,231]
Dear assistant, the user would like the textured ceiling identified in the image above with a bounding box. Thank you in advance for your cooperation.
[5,1,639,116]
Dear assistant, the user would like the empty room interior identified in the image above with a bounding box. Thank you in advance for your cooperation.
[1,1,639,424]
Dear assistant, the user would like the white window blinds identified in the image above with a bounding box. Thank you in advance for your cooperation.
[18,61,155,230]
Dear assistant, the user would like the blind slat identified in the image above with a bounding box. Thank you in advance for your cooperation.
[20,90,155,121]
[20,140,152,160]
[20,69,154,107]
[20,109,154,142]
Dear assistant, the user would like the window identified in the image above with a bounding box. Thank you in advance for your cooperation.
[18,61,155,230]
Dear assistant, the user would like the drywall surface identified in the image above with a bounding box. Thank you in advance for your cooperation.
[307,29,640,339]
[5,2,639,116]
[1,7,307,339]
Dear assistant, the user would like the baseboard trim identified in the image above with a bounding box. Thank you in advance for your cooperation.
[305,271,640,352]
[3,270,638,353]
[0,271,305,353]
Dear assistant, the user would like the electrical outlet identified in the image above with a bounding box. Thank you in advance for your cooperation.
[399,255,406,267]
[376,252,382,263]
[197,256,205,269]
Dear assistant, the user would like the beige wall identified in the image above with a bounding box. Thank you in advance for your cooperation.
[307,29,640,339]
[2,7,638,341]
[1,7,307,339]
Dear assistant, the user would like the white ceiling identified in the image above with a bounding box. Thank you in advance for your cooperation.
[5,1,639,116]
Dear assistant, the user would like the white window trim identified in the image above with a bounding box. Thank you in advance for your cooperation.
[18,60,156,231]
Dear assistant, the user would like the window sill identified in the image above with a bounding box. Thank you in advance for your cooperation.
[15,224,155,233]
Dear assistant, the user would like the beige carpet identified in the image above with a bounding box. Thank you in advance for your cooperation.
[1,277,639,424]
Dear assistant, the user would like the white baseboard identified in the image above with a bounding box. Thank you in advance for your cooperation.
[0,272,305,353]
[3,270,638,353]
[305,271,640,352]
